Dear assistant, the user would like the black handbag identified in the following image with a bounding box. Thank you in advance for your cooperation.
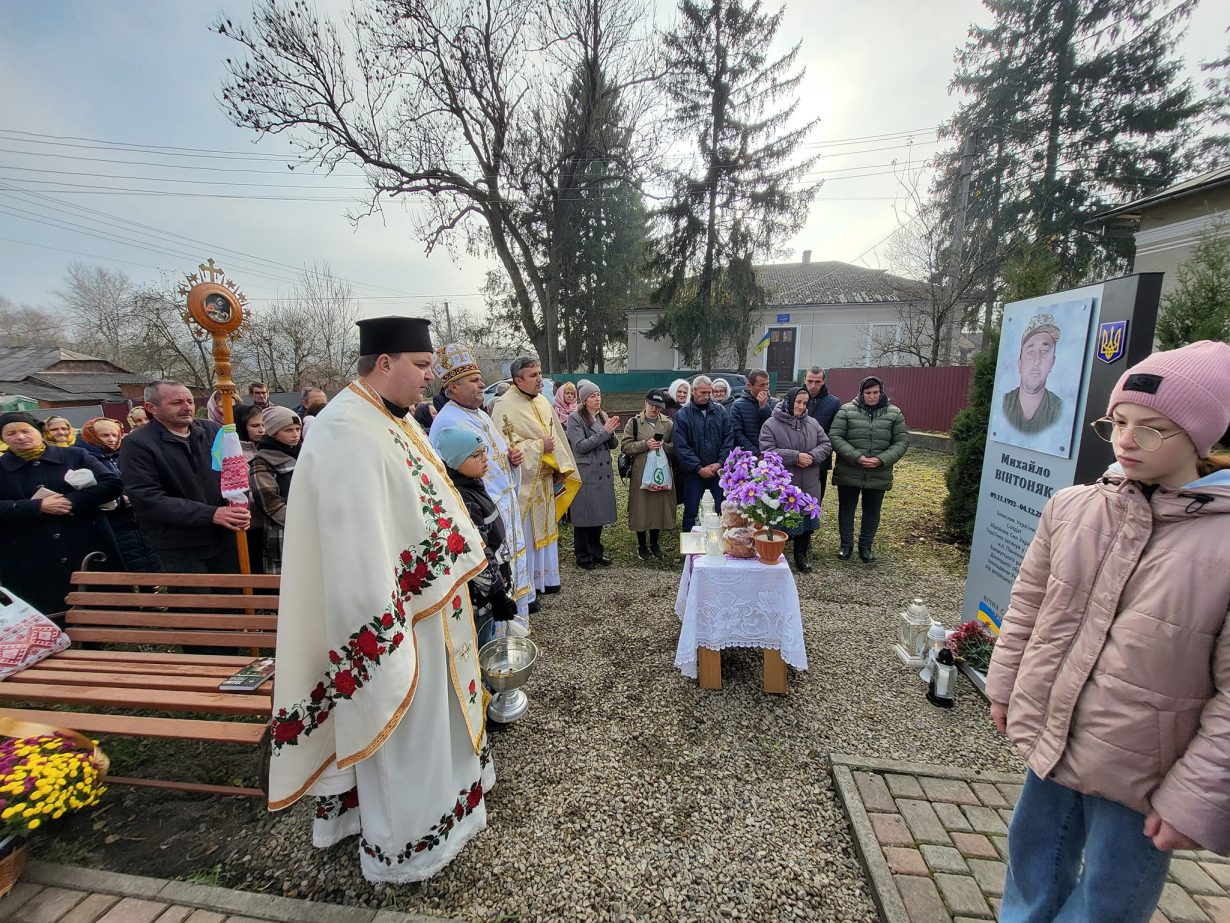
[617,419,637,479]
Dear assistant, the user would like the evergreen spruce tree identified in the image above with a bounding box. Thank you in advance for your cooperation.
[1155,229,1230,349]
[648,0,820,368]
[940,0,1203,289]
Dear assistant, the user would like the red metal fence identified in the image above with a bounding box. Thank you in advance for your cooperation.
[823,366,974,433]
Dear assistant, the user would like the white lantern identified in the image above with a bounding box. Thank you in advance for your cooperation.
[894,598,932,668]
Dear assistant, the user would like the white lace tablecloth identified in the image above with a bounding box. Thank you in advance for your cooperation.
[674,554,808,679]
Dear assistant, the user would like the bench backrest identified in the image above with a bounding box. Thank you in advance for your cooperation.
[65,571,280,650]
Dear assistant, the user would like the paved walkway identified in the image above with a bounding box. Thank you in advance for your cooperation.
[0,861,450,923]
[832,754,1230,923]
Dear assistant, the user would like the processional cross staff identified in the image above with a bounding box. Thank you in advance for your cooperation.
[179,258,254,580]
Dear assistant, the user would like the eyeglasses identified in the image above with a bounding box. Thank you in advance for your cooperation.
[1090,417,1185,452]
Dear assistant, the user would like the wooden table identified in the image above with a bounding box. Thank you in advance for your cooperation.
[674,552,807,695]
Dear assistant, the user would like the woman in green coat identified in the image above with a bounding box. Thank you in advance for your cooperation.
[828,376,909,563]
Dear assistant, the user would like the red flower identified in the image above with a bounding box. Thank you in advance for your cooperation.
[328,650,342,665]
[380,613,394,629]
[334,670,357,696]
[341,788,360,809]
[447,531,466,554]
[317,709,329,724]
[274,718,305,743]
[437,517,451,530]
[310,683,326,703]
[453,803,465,819]
[468,679,476,696]
[421,473,430,486]
[452,595,462,610]
[466,783,483,809]
[400,550,413,565]
[413,841,429,853]
[392,631,405,647]
[356,628,380,659]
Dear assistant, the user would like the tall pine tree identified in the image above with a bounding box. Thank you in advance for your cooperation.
[939,0,1203,289]
[648,0,820,369]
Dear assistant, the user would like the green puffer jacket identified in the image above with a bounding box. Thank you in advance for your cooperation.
[829,397,909,490]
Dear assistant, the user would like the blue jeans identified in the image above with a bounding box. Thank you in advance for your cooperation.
[1000,770,1171,923]
[681,473,724,533]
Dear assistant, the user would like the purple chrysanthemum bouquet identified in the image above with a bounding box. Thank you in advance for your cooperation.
[719,449,821,536]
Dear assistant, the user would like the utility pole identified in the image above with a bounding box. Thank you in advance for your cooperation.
[443,300,454,341]
[944,132,977,364]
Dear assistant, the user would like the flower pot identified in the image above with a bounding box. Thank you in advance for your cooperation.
[0,836,28,898]
[753,529,787,565]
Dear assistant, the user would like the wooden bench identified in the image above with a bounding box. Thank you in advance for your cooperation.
[0,571,280,797]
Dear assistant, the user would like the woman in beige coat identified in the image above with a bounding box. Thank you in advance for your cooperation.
[987,340,1230,922]
[620,390,676,561]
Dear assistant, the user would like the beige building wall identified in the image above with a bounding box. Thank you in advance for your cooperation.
[1132,189,1230,299]
[626,302,924,374]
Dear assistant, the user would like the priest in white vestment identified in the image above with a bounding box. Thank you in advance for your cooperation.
[428,343,535,626]
[268,315,494,884]
[489,356,578,595]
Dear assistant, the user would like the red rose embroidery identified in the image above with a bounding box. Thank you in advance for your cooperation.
[453,803,465,819]
[341,788,360,809]
[356,628,380,659]
[310,683,326,703]
[328,650,342,665]
[421,473,430,486]
[452,595,462,609]
[392,632,405,647]
[447,531,466,554]
[317,709,329,724]
[334,670,357,696]
[380,613,394,629]
[437,517,450,530]
[274,718,305,744]
[399,550,412,565]
[413,841,429,853]
[468,679,477,696]
[466,783,483,809]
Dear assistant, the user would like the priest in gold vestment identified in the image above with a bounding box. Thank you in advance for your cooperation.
[490,356,578,595]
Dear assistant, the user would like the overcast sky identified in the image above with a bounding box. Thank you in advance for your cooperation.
[0,1,1224,323]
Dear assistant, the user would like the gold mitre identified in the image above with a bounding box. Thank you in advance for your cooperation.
[433,343,481,386]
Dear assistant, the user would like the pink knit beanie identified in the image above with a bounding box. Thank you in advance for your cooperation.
[1107,340,1230,457]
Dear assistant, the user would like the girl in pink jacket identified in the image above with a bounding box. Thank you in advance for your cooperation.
[987,340,1230,923]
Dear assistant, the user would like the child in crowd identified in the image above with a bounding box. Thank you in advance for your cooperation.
[987,340,1230,922]
[436,427,517,647]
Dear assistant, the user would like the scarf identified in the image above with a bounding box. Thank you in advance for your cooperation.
[44,418,76,447]
[258,435,301,459]
[11,442,47,461]
[80,417,123,452]
[553,388,577,424]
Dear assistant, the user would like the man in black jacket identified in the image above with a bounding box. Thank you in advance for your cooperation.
[120,380,249,573]
[803,365,842,503]
[729,368,774,453]
[673,376,735,533]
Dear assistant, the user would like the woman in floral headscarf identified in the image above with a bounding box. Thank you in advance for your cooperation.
[78,417,158,571]
[553,381,579,425]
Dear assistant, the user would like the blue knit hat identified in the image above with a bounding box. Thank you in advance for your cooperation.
[436,427,483,469]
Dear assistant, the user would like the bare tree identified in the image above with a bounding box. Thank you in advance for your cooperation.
[0,296,66,346]
[218,0,659,373]
[871,168,1003,367]
[237,263,360,392]
[54,264,139,366]
[128,285,217,388]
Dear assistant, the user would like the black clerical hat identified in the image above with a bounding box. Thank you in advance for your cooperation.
[356,316,433,355]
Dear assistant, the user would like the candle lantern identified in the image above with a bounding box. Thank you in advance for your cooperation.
[894,597,932,668]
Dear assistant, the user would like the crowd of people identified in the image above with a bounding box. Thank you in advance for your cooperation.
[1,317,1227,914]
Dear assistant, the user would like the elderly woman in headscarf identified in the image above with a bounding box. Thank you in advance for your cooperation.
[43,415,77,447]
[553,381,579,425]
[0,412,123,616]
[665,378,691,420]
[78,417,159,572]
[759,386,831,573]
[127,406,150,430]
[711,378,733,407]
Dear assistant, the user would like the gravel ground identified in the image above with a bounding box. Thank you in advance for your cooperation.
[45,451,1026,921]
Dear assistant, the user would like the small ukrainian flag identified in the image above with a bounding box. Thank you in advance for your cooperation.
[753,330,771,354]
